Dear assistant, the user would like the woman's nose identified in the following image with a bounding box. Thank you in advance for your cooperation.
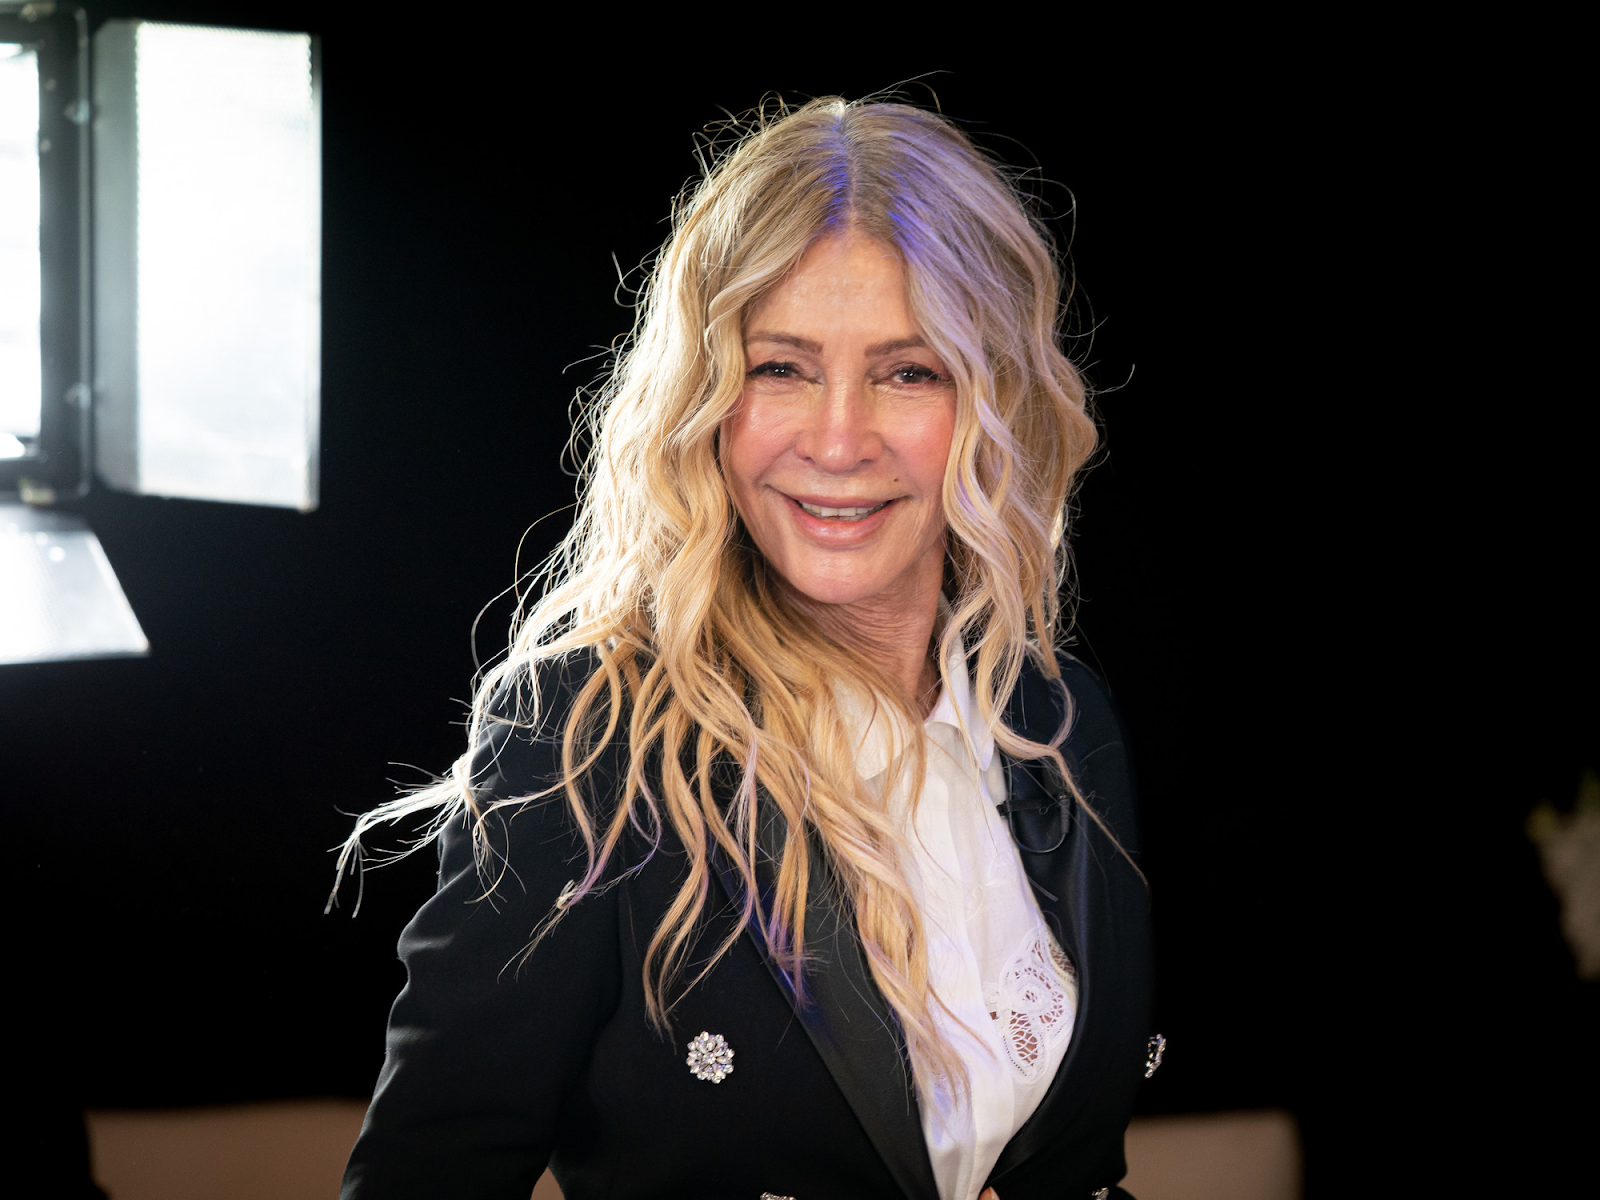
[797,377,882,472]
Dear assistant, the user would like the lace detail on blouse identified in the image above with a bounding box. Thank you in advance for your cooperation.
[983,932,1078,1081]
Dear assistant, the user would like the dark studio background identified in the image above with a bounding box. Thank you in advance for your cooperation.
[4,7,1594,1196]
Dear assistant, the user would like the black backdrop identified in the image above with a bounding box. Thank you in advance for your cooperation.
[4,7,1593,1197]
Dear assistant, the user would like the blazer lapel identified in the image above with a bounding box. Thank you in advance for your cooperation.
[705,653,1143,1195]
[708,797,940,1200]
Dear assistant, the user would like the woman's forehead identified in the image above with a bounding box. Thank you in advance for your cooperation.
[742,233,917,343]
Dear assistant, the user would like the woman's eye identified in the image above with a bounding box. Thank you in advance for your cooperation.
[890,364,941,385]
[748,361,798,379]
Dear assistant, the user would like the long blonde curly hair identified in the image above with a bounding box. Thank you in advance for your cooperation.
[337,96,1100,1094]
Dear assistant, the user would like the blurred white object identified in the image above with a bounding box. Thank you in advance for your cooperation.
[86,1101,1302,1200]
[0,41,42,440]
[93,21,320,511]
[1123,1109,1302,1200]
[0,502,148,664]
[1528,772,1600,979]
[88,1101,368,1200]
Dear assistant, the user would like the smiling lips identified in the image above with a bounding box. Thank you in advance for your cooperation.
[795,499,892,521]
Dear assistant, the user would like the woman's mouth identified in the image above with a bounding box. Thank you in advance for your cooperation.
[794,499,892,522]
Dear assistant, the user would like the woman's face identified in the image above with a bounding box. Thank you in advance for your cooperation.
[722,231,957,613]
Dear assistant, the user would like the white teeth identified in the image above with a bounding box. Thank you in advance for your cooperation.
[798,500,889,520]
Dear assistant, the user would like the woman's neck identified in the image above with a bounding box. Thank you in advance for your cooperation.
[812,563,945,718]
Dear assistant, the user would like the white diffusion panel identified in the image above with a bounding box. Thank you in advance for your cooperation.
[0,43,41,446]
[133,24,319,509]
[0,504,148,664]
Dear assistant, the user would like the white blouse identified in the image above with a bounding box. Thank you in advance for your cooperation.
[842,646,1078,1200]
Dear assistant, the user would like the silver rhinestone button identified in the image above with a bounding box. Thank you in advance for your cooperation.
[1145,1032,1166,1078]
[686,1031,735,1083]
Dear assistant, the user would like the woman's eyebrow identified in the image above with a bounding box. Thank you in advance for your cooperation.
[744,331,821,353]
[865,336,928,356]
[744,332,930,356]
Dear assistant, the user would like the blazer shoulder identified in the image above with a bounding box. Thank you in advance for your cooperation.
[479,647,605,734]
[471,648,621,803]
[1054,650,1131,758]
[1055,650,1141,854]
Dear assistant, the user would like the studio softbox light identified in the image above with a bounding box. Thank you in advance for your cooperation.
[92,20,321,511]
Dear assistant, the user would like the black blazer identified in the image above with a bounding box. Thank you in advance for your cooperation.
[342,651,1151,1200]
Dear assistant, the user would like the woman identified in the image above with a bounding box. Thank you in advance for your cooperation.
[338,97,1152,1200]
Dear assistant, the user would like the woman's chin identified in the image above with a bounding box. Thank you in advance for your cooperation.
[764,528,946,614]
[791,583,885,609]
[775,562,921,612]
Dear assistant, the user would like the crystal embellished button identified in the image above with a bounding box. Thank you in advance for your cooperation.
[1145,1032,1166,1078]
[686,1031,734,1082]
